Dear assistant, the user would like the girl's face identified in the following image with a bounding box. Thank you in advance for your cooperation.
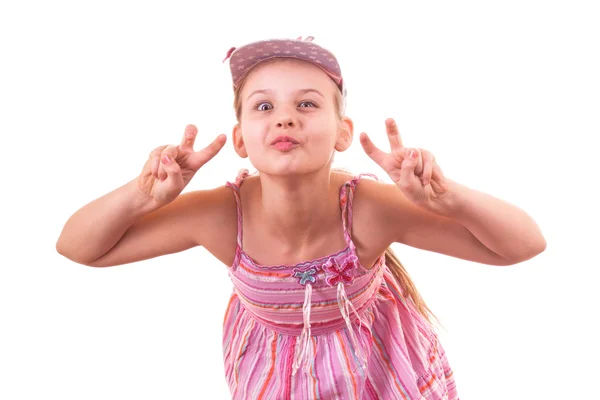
[233,59,352,177]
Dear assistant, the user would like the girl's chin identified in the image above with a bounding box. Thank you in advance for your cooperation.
[251,163,333,178]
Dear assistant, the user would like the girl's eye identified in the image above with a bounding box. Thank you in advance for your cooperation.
[255,102,273,111]
[254,101,316,111]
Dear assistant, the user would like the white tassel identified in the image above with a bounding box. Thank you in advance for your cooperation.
[337,282,368,371]
[292,283,313,376]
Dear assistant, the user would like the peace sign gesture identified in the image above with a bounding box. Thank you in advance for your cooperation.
[137,124,227,206]
[360,118,450,212]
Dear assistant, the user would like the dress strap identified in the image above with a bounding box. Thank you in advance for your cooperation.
[340,173,379,251]
[292,172,379,377]
[225,169,252,268]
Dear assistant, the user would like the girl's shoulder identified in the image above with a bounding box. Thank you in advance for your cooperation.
[331,170,399,267]
[184,185,239,266]
[331,169,396,208]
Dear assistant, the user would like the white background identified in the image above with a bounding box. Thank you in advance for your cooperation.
[1,0,598,399]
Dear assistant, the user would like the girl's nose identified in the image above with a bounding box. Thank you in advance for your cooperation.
[275,116,295,128]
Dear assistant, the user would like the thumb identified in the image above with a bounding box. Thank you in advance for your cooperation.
[398,148,420,189]
[161,154,184,187]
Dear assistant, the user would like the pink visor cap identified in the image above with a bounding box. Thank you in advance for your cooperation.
[223,36,344,93]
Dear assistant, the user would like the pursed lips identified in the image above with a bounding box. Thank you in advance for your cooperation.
[271,136,300,151]
[270,136,299,145]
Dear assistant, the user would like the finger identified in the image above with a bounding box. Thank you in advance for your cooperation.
[413,148,424,177]
[160,153,184,189]
[149,144,168,157]
[431,161,445,183]
[360,132,388,166]
[158,162,167,181]
[421,150,434,186]
[152,155,160,178]
[149,145,168,178]
[158,145,179,180]
[385,118,404,151]
[398,148,421,191]
[162,144,179,159]
[180,124,198,151]
[429,162,449,195]
[187,134,227,171]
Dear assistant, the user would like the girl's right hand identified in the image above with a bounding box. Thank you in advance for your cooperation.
[137,124,227,206]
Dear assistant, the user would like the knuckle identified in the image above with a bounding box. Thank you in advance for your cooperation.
[161,145,177,156]
[424,150,435,162]
[151,145,168,157]
[397,180,412,191]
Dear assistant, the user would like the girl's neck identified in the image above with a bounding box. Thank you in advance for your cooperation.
[247,169,343,251]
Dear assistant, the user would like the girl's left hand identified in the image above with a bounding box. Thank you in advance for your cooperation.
[360,118,451,213]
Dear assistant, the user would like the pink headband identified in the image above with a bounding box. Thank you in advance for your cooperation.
[223,36,344,93]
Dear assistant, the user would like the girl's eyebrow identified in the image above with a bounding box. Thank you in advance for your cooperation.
[246,88,325,102]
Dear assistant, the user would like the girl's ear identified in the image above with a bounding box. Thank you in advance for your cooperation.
[335,117,354,152]
[232,123,248,158]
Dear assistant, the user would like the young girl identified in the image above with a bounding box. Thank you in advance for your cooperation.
[56,36,546,399]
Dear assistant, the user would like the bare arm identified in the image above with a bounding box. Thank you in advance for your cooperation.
[358,118,546,267]
[433,179,546,263]
[56,124,230,267]
[56,179,160,265]
[355,180,545,267]
[56,182,236,268]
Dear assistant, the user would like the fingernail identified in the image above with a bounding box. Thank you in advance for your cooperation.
[410,149,417,158]
[162,155,171,164]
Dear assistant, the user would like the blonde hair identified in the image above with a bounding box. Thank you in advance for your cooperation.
[232,59,439,327]
[385,248,441,327]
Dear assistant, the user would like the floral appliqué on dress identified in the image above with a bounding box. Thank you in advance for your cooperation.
[292,266,318,285]
[323,255,358,286]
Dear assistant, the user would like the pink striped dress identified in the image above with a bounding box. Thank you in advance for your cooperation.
[222,170,459,400]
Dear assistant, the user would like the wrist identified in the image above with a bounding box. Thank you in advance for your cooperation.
[126,179,162,215]
[434,179,468,218]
